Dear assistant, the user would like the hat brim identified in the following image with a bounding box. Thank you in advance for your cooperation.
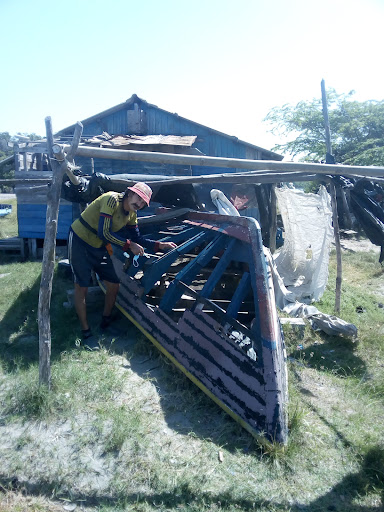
[128,186,151,206]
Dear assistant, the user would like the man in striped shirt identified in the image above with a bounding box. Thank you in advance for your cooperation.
[68,182,176,345]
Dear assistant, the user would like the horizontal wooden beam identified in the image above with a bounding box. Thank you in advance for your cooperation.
[61,144,384,178]
[2,174,321,188]
[0,179,50,185]
[13,171,53,179]
[110,172,328,187]
[5,171,384,189]
[14,146,47,154]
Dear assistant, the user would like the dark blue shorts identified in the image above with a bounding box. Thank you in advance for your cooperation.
[68,230,119,287]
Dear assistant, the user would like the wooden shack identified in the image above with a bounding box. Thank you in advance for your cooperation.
[13,94,283,252]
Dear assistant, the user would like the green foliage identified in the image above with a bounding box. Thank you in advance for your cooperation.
[0,132,12,154]
[264,89,384,165]
[295,180,323,194]
[0,132,14,192]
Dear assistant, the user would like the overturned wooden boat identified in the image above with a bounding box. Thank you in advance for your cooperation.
[99,209,288,444]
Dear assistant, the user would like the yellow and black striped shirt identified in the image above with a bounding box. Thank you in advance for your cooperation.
[71,192,137,248]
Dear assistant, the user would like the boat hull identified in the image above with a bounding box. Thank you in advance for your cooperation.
[101,211,288,443]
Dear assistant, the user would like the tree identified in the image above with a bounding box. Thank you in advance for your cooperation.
[0,132,12,157]
[264,89,384,166]
[0,132,14,192]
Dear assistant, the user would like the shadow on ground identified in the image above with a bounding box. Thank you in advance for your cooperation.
[0,270,82,371]
[0,269,253,451]
[94,314,256,452]
[288,335,366,379]
[0,445,382,511]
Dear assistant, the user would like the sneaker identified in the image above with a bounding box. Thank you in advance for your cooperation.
[81,329,100,351]
[100,316,112,330]
[84,337,100,351]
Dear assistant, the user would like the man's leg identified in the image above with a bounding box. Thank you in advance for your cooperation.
[100,281,119,329]
[68,231,93,336]
[103,281,120,317]
[74,283,89,331]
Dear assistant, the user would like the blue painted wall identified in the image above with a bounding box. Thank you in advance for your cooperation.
[18,204,74,240]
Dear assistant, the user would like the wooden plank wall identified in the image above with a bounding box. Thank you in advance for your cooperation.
[15,185,74,240]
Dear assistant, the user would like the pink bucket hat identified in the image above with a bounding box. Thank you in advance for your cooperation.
[127,182,152,206]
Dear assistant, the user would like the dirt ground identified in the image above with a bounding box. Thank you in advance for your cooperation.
[0,193,16,200]
[338,236,380,254]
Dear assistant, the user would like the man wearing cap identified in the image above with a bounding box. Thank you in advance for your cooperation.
[68,182,176,345]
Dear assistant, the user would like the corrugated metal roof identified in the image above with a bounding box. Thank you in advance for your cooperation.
[84,134,197,148]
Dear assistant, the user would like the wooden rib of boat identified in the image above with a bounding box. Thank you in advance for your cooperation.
[99,210,288,444]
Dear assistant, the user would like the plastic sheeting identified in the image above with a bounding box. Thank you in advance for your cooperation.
[265,248,357,338]
[271,187,357,337]
[274,185,334,303]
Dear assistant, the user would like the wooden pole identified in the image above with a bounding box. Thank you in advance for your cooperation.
[105,172,328,187]
[61,144,384,178]
[23,152,28,172]
[269,185,277,254]
[52,144,81,185]
[330,181,342,314]
[3,171,384,188]
[0,179,51,186]
[321,79,333,165]
[321,79,342,314]
[38,118,83,388]
[339,186,353,229]
[13,144,20,172]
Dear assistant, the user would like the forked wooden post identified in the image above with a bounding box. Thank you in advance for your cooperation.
[269,184,277,254]
[330,181,342,313]
[38,118,83,387]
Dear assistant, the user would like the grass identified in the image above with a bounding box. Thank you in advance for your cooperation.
[0,197,18,240]
[0,245,383,511]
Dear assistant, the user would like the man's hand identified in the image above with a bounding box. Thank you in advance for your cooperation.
[130,241,145,256]
[158,241,177,251]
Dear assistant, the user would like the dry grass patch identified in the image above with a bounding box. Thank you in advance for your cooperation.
[0,246,383,511]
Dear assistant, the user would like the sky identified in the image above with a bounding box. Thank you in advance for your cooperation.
[1,0,383,152]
